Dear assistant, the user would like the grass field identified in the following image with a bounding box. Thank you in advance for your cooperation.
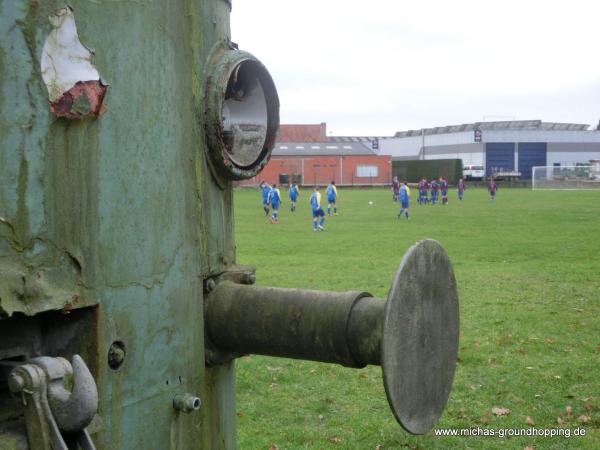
[232,187,599,449]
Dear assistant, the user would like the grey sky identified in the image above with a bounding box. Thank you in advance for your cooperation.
[231,0,600,136]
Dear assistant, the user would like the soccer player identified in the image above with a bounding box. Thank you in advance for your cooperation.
[488,177,497,201]
[457,178,465,200]
[430,178,438,205]
[259,181,271,216]
[418,177,428,205]
[310,186,325,231]
[267,183,281,223]
[326,181,338,215]
[288,182,300,212]
[440,177,449,205]
[397,181,410,220]
[392,176,400,202]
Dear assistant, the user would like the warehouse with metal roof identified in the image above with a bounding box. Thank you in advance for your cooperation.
[375,120,600,179]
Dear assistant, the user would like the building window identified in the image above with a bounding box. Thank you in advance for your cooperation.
[356,165,379,177]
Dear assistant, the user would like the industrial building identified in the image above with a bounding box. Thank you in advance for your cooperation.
[377,120,600,180]
[238,120,600,187]
[237,123,391,186]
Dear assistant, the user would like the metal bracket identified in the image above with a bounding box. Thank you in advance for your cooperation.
[8,355,98,450]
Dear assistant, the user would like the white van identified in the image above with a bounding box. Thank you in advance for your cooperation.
[463,165,485,180]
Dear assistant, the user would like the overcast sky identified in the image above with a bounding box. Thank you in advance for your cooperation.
[231,0,600,136]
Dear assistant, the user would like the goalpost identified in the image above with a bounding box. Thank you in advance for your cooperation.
[531,165,600,190]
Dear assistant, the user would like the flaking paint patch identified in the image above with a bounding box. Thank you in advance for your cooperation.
[41,7,107,119]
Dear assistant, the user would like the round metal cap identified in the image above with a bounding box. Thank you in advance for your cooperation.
[381,239,459,434]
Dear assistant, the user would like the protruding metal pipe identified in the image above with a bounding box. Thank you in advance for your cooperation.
[205,283,381,368]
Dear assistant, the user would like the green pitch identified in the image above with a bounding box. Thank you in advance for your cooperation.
[233,187,600,449]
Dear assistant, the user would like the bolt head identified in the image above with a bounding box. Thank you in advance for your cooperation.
[8,372,25,393]
[206,278,216,292]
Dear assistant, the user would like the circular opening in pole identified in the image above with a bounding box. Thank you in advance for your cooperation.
[204,46,279,181]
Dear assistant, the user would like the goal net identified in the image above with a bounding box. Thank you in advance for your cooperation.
[531,165,600,190]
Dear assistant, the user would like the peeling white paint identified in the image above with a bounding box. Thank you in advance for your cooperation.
[41,8,100,101]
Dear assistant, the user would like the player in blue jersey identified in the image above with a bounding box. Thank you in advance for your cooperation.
[440,177,449,205]
[397,181,410,221]
[488,178,497,201]
[457,178,465,200]
[288,182,300,212]
[267,184,281,223]
[392,176,400,202]
[259,181,271,216]
[326,181,338,215]
[310,186,325,231]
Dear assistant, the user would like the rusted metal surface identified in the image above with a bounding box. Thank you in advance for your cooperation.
[1,0,235,448]
[49,80,108,119]
[41,7,108,119]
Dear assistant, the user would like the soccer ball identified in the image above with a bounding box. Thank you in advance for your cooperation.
[368,201,373,205]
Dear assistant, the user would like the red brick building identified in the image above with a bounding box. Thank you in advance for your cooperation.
[238,124,391,187]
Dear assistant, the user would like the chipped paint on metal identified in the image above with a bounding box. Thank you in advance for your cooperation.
[41,7,107,119]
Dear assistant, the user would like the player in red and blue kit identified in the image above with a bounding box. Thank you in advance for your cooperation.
[488,178,497,201]
[418,178,429,205]
[440,177,449,205]
[260,181,271,216]
[267,184,281,223]
[457,178,465,200]
[430,179,438,205]
[392,176,400,202]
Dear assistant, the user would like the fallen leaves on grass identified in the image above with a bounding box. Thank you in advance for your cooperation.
[268,445,278,450]
[565,405,573,415]
[492,406,510,416]
[526,416,535,425]
[524,446,535,450]
[578,415,591,424]
[583,402,595,412]
[328,436,342,444]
